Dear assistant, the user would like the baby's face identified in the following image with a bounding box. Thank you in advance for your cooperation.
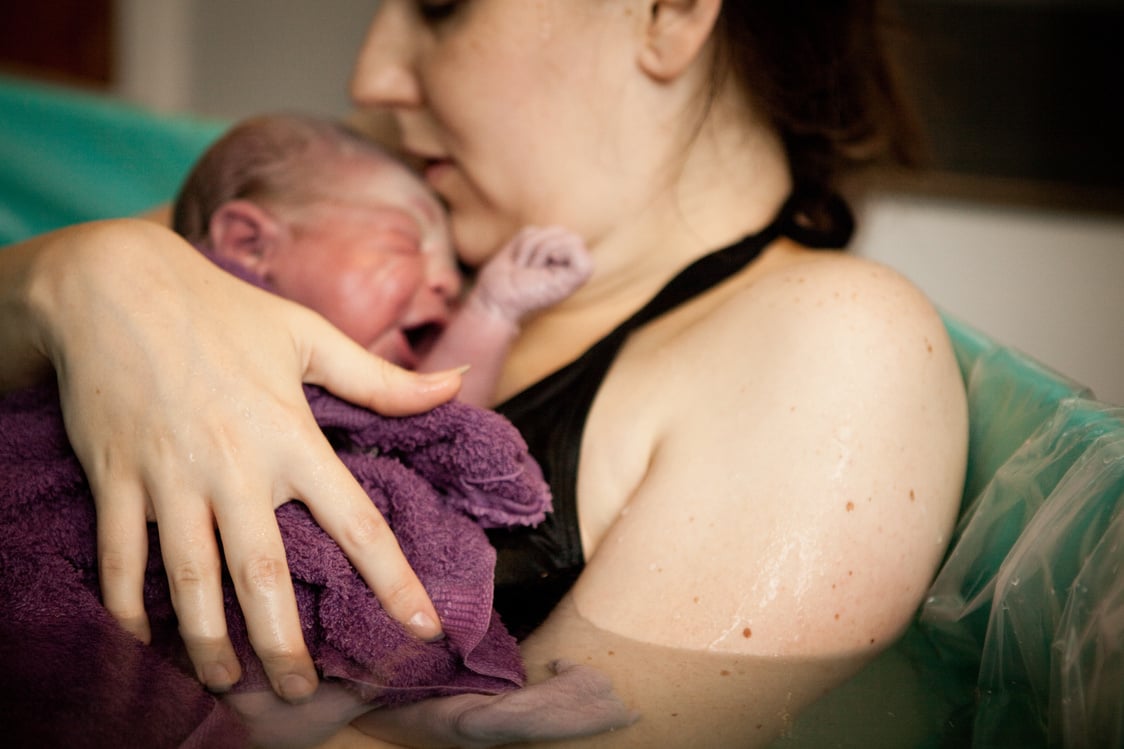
[267,159,461,368]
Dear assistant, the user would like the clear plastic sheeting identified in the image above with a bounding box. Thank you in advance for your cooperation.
[776,317,1124,748]
[924,395,1124,748]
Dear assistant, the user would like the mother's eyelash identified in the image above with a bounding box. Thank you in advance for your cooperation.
[417,0,462,24]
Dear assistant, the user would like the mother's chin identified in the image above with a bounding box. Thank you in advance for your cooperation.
[448,216,525,273]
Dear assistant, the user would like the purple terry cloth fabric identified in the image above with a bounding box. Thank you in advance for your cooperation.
[0,381,551,748]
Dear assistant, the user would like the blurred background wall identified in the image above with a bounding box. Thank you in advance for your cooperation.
[2,0,1122,404]
[112,0,373,119]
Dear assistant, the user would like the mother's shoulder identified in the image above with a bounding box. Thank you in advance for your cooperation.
[713,249,945,343]
[750,248,930,303]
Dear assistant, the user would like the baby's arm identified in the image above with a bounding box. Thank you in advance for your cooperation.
[351,660,638,749]
[419,227,591,407]
[223,683,372,749]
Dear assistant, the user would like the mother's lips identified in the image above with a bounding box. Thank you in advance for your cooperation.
[422,157,454,183]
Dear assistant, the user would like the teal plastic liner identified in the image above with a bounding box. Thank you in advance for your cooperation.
[0,74,226,245]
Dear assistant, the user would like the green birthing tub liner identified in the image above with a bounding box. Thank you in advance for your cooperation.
[0,74,225,244]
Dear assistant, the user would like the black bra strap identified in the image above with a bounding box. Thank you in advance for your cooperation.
[613,192,825,335]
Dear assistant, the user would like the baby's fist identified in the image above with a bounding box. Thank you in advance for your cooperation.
[472,226,592,322]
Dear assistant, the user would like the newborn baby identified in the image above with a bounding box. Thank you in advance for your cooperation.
[173,113,593,407]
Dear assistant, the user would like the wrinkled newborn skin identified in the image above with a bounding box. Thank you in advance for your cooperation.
[225,660,638,749]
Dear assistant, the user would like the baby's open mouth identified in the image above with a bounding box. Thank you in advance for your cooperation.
[403,321,444,364]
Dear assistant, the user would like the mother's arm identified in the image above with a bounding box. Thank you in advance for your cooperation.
[525,256,967,746]
[0,219,462,700]
[333,254,968,747]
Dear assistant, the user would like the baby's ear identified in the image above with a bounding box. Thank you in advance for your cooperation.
[638,0,722,82]
[208,200,283,278]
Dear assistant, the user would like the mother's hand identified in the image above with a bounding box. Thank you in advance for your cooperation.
[18,219,461,701]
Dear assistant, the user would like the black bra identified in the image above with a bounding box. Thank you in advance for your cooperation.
[488,192,853,638]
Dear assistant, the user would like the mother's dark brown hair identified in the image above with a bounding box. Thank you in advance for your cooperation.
[712,1,922,230]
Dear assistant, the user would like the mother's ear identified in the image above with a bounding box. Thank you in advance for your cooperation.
[638,0,722,82]
[207,200,285,280]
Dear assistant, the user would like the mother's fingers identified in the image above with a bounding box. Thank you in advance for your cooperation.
[155,492,243,693]
[92,477,152,645]
[211,491,318,703]
[292,313,450,639]
[293,442,444,642]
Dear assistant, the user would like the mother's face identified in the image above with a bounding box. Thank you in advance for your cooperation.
[350,0,648,267]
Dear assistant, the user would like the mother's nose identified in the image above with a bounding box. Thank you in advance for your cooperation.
[350,2,423,108]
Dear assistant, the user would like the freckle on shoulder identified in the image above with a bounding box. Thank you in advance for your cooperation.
[764,253,937,322]
[731,250,922,316]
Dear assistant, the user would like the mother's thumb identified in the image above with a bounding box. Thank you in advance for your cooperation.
[302,320,464,416]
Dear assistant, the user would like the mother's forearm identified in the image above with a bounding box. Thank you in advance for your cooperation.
[0,219,192,392]
[0,226,76,391]
[515,597,867,748]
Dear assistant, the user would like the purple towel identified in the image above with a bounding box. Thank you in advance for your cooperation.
[0,382,551,747]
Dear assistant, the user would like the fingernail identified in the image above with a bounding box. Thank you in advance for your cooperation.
[279,673,315,703]
[420,365,470,383]
[408,611,444,641]
[202,663,234,692]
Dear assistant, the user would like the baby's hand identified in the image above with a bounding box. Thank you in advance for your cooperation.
[353,660,639,748]
[471,226,592,323]
[224,683,372,749]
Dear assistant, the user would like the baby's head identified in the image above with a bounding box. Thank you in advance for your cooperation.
[173,113,460,367]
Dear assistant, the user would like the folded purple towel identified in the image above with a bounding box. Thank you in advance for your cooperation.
[0,383,551,747]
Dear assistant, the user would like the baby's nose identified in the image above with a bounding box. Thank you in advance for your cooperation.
[428,261,462,303]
